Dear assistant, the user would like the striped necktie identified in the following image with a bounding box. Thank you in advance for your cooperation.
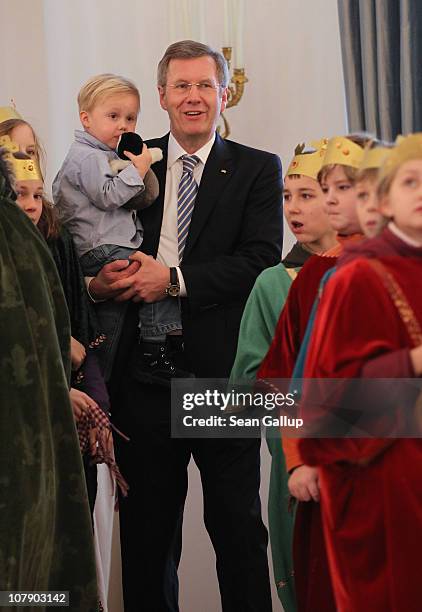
[177,154,200,261]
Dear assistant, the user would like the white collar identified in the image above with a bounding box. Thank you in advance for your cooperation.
[167,132,216,169]
[388,221,422,247]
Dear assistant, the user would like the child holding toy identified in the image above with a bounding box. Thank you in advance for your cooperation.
[53,74,186,383]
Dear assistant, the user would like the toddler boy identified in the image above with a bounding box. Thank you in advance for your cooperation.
[53,73,184,383]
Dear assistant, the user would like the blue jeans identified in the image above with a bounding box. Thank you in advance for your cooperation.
[81,244,181,380]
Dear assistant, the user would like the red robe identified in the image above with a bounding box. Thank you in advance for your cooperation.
[257,249,341,612]
[258,251,340,469]
[299,228,422,612]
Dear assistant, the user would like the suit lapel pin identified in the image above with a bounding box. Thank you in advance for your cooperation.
[220,169,227,174]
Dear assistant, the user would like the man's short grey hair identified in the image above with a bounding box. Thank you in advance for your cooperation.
[157,40,230,89]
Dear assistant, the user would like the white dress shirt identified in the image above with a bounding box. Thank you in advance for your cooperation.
[157,132,216,296]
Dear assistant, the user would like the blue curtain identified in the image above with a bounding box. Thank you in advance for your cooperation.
[338,0,422,140]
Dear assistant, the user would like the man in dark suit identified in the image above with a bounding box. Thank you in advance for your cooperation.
[90,40,283,612]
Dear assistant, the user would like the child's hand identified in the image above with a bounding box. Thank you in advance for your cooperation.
[288,465,320,502]
[71,336,86,370]
[69,387,98,422]
[410,344,422,375]
[124,144,152,179]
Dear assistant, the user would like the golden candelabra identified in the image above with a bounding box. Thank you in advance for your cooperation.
[219,47,249,139]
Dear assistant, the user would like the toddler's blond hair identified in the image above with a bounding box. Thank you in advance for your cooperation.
[77,73,140,113]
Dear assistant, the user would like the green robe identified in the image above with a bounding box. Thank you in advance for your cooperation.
[0,178,98,611]
[230,243,310,612]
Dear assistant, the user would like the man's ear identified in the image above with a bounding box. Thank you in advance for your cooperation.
[80,111,90,129]
[158,86,167,111]
[220,87,228,114]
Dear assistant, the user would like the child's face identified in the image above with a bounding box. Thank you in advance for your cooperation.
[80,93,139,149]
[321,165,361,234]
[15,179,44,225]
[10,124,37,159]
[356,178,385,238]
[284,175,333,247]
[380,159,422,242]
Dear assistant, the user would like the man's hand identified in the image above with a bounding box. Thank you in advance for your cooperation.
[288,465,320,502]
[113,251,170,303]
[124,144,152,179]
[89,258,141,301]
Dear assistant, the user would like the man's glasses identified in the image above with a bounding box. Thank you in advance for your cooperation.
[167,81,220,95]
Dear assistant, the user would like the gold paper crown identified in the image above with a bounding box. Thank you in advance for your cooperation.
[0,135,42,182]
[322,136,365,169]
[379,133,422,181]
[286,138,329,180]
[0,106,22,123]
[359,145,391,171]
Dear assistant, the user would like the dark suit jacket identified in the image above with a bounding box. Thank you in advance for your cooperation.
[115,132,283,380]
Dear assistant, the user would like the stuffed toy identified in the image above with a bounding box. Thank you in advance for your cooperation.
[109,132,162,209]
